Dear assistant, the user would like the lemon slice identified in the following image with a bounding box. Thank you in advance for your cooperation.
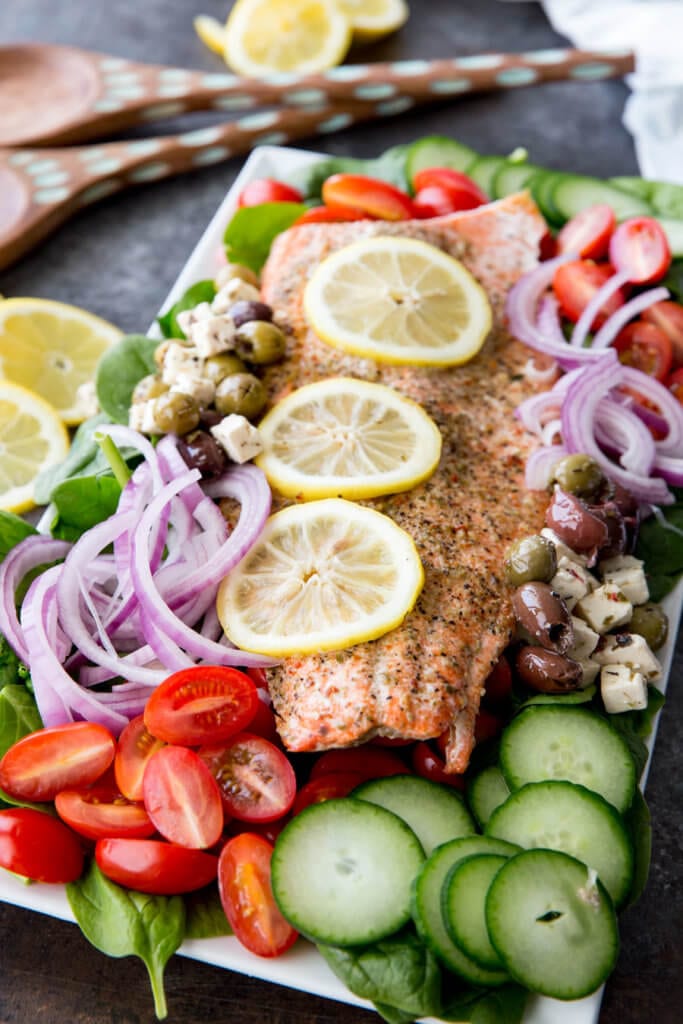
[194,14,229,55]
[0,298,123,425]
[338,0,409,42]
[304,235,493,367]
[224,0,352,76]
[256,377,442,500]
[0,382,70,514]
[217,498,423,656]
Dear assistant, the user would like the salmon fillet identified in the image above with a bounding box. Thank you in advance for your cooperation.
[259,192,551,772]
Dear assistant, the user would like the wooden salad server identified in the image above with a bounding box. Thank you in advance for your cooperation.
[1,43,635,148]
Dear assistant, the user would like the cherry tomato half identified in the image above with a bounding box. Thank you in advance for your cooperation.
[552,260,627,327]
[309,746,410,782]
[0,808,84,883]
[218,833,298,957]
[114,715,166,802]
[248,691,280,744]
[613,321,673,381]
[609,216,671,284]
[237,178,303,207]
[143,745,224,849]
[143,665,259,746]
[292,771,364,816]
[642,300,683,368]
[411,742,465,790]
[292,203,370,226]
[199,733,296,823]
[322,174,415,221]
[667,366,683,404]
[55,783,155,841]
[95,838,218,895]
[556,203,616,260]
[412,185,457,218]
[412,167,488,208]
[0,722,115,803]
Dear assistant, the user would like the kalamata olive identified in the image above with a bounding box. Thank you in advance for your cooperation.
[228,300,273,329]
[215,262,259,290]
[153,392,200,435]
[505,535,557,586]
[178,430,227,477]
[545,488,609,563]
[131,374,168,404]
[609,482,641,551]
[551,453,606,499]
[235,320,287,365]
[512,581,574,654]
[199,408,223,430]
[515,646,583,693]
[214,373,267,419]
[203,353,247,385]
[628,603,669,651]
[588,502,627,560]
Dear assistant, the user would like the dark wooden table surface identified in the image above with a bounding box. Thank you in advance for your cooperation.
[1,1,681,1022]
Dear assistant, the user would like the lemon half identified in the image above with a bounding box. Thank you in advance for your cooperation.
[304,236,492,366]
[257,377,442,500]
[217,498,423,656]
[0,298,123,425]
[224,0,352,76]
[0,381,70,514]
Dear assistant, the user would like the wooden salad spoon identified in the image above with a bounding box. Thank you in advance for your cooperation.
[1,43,635,148]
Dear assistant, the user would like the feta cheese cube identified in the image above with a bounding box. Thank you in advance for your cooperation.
[170,374,215,407]
[211,278,261,315]
[575,583,633,634]
[160,342,203,386]
[215,264,259,291]
[568,616,600,662]
[550,557,595,610]
[211,414,263,464]
[540,528,589,566]
[176,301,212,338]
[592,633,662,682]
[599,554,649,606]
[76,379,99,418]
[128,399,160,435]
[579,659,600,687]
[600,664,648,713]
[189,315,235,359]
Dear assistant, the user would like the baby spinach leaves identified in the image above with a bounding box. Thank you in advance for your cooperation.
[67,861,185,1020]
[183,886,232,939]
[636,488,683,601]
[0,512,37,562]
[95,334,160,423]
[0,684,41,758]
[157,280,217,339]
[223,203,306,273]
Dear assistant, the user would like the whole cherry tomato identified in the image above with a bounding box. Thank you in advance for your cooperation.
[0,722,115,803]
[411,742,465,790]
[556,204,616,260]
[321,174,415,221]
[218,833,298,957]
[552,260,627,327]
[142,745,224,849]
[309,746,410,782]
[613,320,673,381]
[412,167,488,208]
[0,807,84,883]
[292,771,364,816]
[143,665,258,746]
[481,656,513,711]
[237,178,303,207]
[95,838,218,895]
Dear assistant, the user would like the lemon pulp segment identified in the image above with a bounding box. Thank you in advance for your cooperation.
[0,381,70,514]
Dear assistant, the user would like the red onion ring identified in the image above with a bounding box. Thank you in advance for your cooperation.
[591,286,669,349]
[0,536,71,661]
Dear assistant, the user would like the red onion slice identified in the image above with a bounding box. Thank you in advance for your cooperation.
[0,536,71,661]
[618,366,683,456]
[570,268,630,348]
[591,286,669,349]
[525,445,569,490]
[594,397,656,476]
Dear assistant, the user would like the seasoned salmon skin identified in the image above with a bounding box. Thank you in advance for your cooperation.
[259,193,550,772]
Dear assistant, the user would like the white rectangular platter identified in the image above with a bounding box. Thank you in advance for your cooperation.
[1,145,681,1024]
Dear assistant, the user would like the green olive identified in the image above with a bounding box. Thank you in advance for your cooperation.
[504,534,558,587]
[214,373,267,420]
[235,320,286,365]
[153,392,200,435]
[551,453,605,499]
[132,374,168,404]
[215,262,260,289]
[628,602,669,651]
[153,340,172,369]
[203,353,247,385]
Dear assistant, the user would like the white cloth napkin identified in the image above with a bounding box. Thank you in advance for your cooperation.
[506,0,683,183]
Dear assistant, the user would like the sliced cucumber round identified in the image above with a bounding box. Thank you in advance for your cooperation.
[411,835,519,986]
[353,774,475,855]
[442,854,508,969]
[405,135,479,187]
[486,781,633,908]
[500,705,636,813]
[486,849,619,1000]
[465,155,509,197]
[551,175,652,223]
[492,161,542,200]
[271,797,425,946]
[467,764,510,829]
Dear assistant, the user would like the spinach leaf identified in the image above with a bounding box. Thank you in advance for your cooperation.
[223,203,306,273]
[183,886,232,939]
[636,491,683,600]
[34,413,112,504]
[95,334,160,423]
[67,860,185,1020]
[50,475,122,541]
[289,144,411,199]
[662,259,683,303]
[0,511,37,561]
[0,636,26,690]
[441,983,527,1024]
[0,684,42,756]
[373,1001,416,1024]
[157,280,217,339]
[318,928,442,1019]
[623,787,652,908]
